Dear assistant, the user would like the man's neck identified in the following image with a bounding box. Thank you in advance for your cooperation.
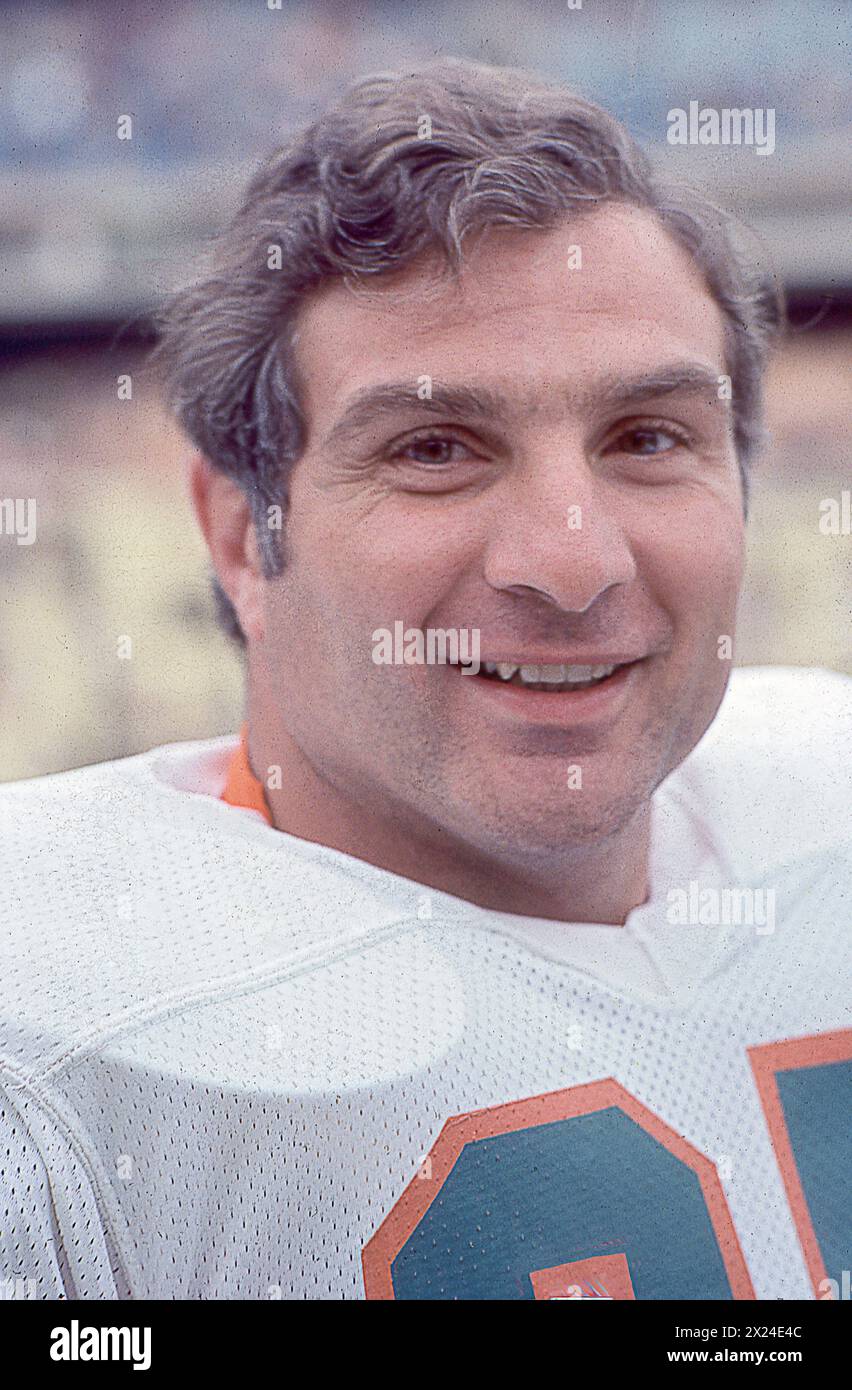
[244,712,650,926]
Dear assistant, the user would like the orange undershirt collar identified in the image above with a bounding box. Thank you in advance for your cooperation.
[220,724,273,825]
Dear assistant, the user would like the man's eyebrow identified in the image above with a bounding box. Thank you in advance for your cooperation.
[321,382,504,449]
[322,362,727,448]
[593,363,727,412]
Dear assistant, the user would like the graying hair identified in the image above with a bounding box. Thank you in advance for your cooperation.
[154,57,783,644]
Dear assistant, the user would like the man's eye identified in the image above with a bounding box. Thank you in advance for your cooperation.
[609,426,688,456]
[393,435,473,466]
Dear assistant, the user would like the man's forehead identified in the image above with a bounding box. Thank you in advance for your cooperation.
[293,205,727,413]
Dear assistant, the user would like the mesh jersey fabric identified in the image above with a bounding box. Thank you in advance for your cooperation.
[0,666,849,1300]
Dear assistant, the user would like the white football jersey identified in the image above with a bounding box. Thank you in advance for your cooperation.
[0,667,849,1300]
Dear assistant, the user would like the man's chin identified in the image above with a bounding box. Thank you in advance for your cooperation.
[446,765,654,859]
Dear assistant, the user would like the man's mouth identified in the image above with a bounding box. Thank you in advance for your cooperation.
[475,656,622,689]
[470,659,634,692]
[446,651,648,729]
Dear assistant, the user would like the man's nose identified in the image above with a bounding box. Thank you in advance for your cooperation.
[481,449,637,613]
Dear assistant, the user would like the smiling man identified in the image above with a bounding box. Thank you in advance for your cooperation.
[206,204,743,924]
[1,60,849,1302]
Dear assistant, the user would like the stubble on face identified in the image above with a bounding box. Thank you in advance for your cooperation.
[248,205,744,898]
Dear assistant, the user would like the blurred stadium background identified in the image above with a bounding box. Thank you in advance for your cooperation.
[1,0,850,779]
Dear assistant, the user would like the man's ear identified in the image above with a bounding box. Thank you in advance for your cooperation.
[187,454,266,643]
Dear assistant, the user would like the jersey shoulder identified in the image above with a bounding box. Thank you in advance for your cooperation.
[663,665,852,875]
[0,739,415,1081]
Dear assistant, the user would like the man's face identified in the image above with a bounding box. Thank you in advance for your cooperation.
[257,205,744,859]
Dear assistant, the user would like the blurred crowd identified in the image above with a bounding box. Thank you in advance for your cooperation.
[2,0,849,168]
[2,0,850,323]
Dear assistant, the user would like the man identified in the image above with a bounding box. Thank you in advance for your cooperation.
[1,60,849,1301]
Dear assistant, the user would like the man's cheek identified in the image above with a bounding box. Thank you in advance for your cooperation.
[678,527,744,609]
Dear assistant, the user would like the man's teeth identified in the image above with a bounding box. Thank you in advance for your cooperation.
[482,661,620,688]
